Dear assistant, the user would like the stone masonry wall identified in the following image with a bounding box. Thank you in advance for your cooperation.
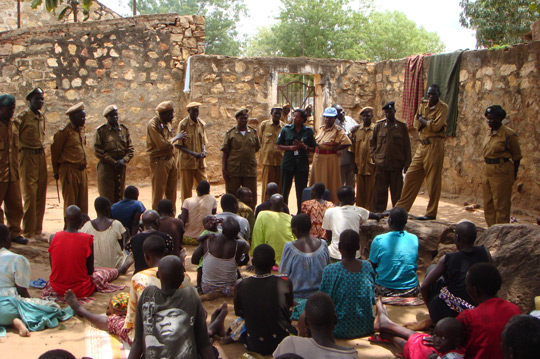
[0,0,120,32]
[0,14,205,183]
[187,44,540,213]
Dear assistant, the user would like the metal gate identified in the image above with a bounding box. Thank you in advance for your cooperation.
[277,81,314,110]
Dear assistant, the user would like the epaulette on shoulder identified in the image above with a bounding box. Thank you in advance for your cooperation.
[119,123,129,130]
[225,127,235,134]
[376,119,386,123]
[248,125,257,132]
[96,123,107,130]
[59,123,70,131]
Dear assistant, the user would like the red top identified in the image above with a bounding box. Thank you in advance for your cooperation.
[457,297,521,359]
[48,231,95,297]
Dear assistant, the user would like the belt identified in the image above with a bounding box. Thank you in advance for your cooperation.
[20,147,44,154]
[485,157,509,164]
[419,139,431,145]
[315,149,336,155]
[152,155,173,161]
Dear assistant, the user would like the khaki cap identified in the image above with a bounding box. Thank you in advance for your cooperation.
[235,108,249,117]
[186,102,202,109]
[65,102,85,115]
[360,106,374,114]
[103,105,118,117]
[155,101,174,113]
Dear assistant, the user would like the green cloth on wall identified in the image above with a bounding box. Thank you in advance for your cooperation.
[426,51,465,137]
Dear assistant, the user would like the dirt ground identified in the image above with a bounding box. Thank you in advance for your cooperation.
[1,182,538,359]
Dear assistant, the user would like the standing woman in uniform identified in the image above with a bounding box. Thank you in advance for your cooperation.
[482,105,521,227]
[309,107,351,204]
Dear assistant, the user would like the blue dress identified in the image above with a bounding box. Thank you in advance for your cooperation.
[319,260,376,338]
[279,240,330,299]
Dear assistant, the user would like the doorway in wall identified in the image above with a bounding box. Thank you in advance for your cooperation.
[277,74,315,123]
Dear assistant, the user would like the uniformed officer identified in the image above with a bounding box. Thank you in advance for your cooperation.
[0,94,27,245]
[51,102,88,214]
[176,102,208,202]
[395,84,448,220]
[259,104,284,202]
[281,103,291,124]
[15,88,47,241]
[350,106,375,210]
[370,101,411,212]
[147,101,184,213]
[221,108,260,209]
[482,105,521,227]
[334,104,357,187]
[94,105,134,204]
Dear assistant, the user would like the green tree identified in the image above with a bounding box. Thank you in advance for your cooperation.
[459,0,539,47]
[245,0,444,62]
[29,0,93,20]
[136,0,246,56]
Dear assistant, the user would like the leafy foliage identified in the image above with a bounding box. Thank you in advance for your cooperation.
[136,0,247,56]
[459,0,539,47]
[245,0,445,61]
[30,0,94,21]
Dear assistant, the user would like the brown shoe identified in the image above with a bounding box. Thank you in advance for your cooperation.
[34,233,48,242]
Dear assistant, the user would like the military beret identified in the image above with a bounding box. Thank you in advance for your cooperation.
[155,101,174,113]
[382,101,395,111]
[323,107,338,117]
[103,105,118,117]
[360,106,374,114]
[235,108,249,118]
[485,105,506,120]
[65,102,85,115]
[26,87,44,101]
[0,94,15,107]
[271,104,282,110]
[186,102,202,109]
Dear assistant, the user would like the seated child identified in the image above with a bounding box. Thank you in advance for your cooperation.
[500,314,540,359]
[111,185,145,236]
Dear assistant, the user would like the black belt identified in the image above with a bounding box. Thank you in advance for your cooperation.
[419,139,431,145]
[21,148,44,154]
[485,158,509,164]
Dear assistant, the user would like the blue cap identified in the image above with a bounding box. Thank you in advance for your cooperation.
[0,94,15,107]
[323,107,338,117]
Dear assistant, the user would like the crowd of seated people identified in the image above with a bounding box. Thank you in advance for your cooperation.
[3,179,536,359]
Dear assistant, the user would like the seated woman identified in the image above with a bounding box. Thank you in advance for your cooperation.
[81,196,129,268]
[0,224,73,336]
[319,229,376,338]
[280,214,329,299]
[42,205,132,302]
[413,221,491,330]
[301,183,334,239]
[191,217,249,299]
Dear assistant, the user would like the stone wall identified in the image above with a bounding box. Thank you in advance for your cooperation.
[187,44,540,213]
[0,14,205,182]
[0,0,120,32]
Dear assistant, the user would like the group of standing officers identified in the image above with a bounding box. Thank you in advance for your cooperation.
[0,83,523,245]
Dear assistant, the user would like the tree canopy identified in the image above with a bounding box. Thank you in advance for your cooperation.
[459,0,539,47]
[245,0,445,61]
[136,0,246,56]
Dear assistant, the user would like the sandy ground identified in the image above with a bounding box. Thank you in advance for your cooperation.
[2,181,538,358]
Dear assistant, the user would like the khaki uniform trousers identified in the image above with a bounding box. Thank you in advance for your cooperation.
[0,180,23,238]
[482,161,514,227]
[97,161,126,204]
[59,164,88,214]
[373,168,403,212]
[396,137,444,218]
[356,173,375,211]
[150,156,178,213]
[226,176,257,209]
[19,150,47,237]
[261,165,281,202]
[341,163,356,187]
[179,168,207,202]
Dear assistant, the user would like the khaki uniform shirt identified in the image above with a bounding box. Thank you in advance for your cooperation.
[370,119,411,170]
[94,123,134,165]
[51,122,87,175]
[259,119,284,166]
[350,123,375,175]
[414,100,448,140]
[315,124,351,150]
[146,117,174,158]
[482,125,522,162]
[15,109,45,149]
[221,125,260,177]
[0,120,19,182]
[177,117,208,170]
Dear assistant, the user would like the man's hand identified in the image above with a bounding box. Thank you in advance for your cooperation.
[222,169,230,182]
[201,150,207,158]
[172,130,188,143]
[114,159,126,170]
